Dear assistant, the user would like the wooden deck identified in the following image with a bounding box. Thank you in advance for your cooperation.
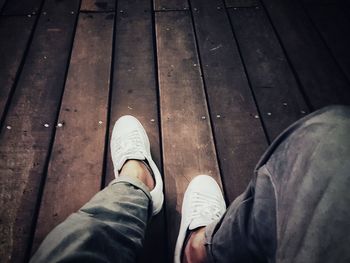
[1,0,350,262]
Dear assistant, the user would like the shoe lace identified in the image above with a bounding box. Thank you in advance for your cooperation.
[190,191,223,222]
[114,130,145,156]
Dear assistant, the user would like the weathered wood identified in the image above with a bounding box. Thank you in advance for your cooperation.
[81,0,115,12]
[2,0,43,15]
[190,0,267,202]
[154,0,188,11]
[104,1,166,262]
[261,0,350,108]
[303,3,350,83]
[225,0,258,8]
[228,6,310,141]
[0,0,80,261]
[156,11,222,259]
[0,16,36,124]
[32,12,114,255]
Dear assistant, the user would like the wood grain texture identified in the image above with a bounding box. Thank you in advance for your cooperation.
[228,6,310,141]
[0,0,80,261]
[261,0,350,109]
[80,0,115,12]
[154,0,188,11]
[190,0,267,202]
[2,0,43,15]
[156,11,222,259]
[104,0,166,262]
[32,12,114,254]
[0,16,36,124]
[303,3,350,82]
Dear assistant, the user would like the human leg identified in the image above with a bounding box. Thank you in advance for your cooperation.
[31,116,164,263]
[179,105,350,263]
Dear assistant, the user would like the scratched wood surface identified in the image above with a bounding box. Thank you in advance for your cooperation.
[0,0,349,262]
[32,12,114,254]
[0,0,80,261]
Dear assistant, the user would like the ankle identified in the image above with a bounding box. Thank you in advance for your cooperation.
[119,160,155,191]
[183,227,208,263]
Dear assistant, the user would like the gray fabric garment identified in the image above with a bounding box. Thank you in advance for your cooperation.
[205,105,350,263]
[30,175,152,263]
[31,105,350,263]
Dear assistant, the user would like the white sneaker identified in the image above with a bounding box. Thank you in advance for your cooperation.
[174,175,226,263]
[111,115,164,216]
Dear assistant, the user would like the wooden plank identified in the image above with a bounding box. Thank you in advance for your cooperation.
[190,0,267,201]
[303,3,350,83]
[104,1,166,262]
[2,0,43,15]
[261,0,350,108]
[0,0,80,261]
[156,11,222,259]
[154,0,188,11]
[32,12,114,255]
[228,6,310,141]
[225,0,258,8]
[0,16,36,124]
[81,0,115,12]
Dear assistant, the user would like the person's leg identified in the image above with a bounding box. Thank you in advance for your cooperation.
[183,105,350,262]
[31,116,164,263]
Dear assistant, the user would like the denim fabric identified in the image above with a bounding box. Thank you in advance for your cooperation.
[205,105,350,263]
[30,175,152,263]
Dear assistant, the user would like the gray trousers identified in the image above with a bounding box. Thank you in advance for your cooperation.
[31,105,350,263]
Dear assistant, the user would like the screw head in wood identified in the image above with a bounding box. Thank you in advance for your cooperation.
[254,115,259,119]
[57,123,63,127]
[201,116,206,120]
[267,112,272,116]
[44,123,49,128]
[6,125,11,130]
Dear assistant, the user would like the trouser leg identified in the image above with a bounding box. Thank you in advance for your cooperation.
[30,175,152,263]
[205,105,350,263]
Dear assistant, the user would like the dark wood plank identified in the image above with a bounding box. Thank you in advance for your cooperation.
[81,0,115,12]
[2,0,43,15]
[261,0,350,109]
[103,1,166,263]
[225,0,258,8]
[228,6,310,141]
[303,3,350,83]
[190,0,267,201]
[0,0,80,261]
[154,0,188,11]
[156,11,222,259]
[32,12,114,255]
[0,16,36,124]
